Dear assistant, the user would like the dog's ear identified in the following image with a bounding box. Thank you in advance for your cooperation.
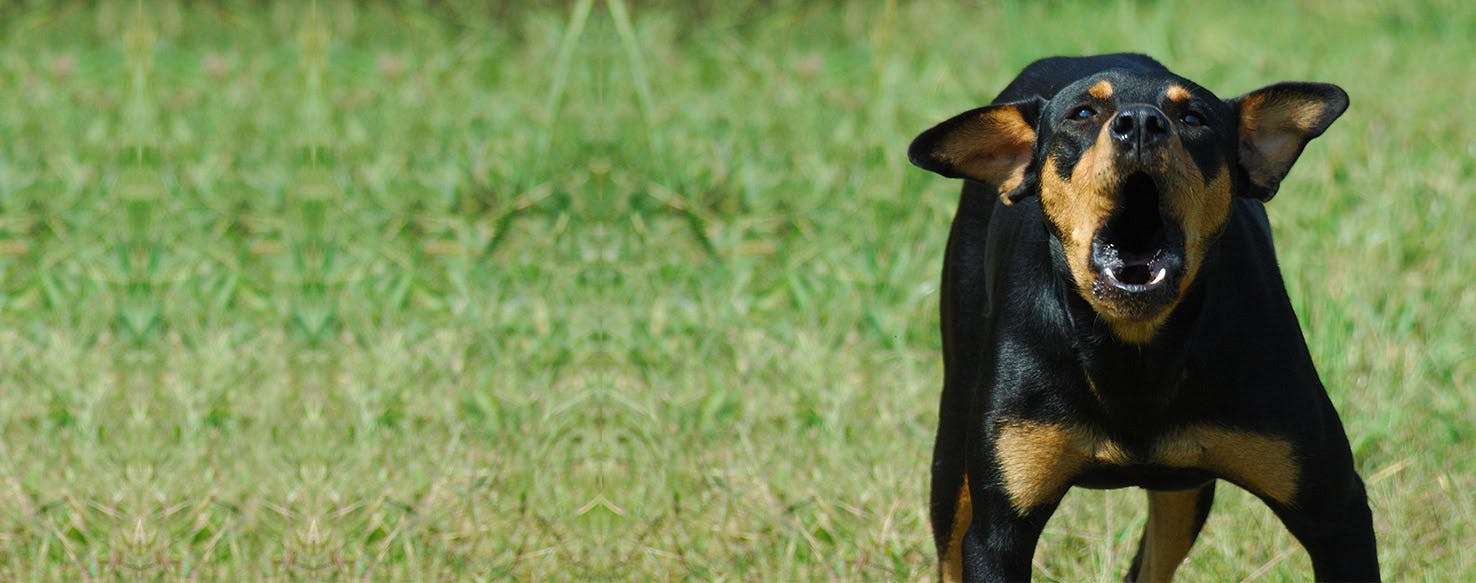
[1227,82,1348,201]
[909,98,1044,204]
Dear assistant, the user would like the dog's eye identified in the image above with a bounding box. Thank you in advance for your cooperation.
[1070,106,1096,121]
[1181,111,1204,126]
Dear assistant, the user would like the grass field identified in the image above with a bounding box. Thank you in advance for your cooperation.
[0,0,1471,579]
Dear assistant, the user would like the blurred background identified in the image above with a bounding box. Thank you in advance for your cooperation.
[0,0,1470,579]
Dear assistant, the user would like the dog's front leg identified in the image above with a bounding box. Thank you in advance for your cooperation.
[1267,473,1378,581]
[958,482,1057,581]
[1265,440,1380,582]
[956,443,1062,582]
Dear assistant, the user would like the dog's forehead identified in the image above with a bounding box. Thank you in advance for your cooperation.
[1051,69,1221,107]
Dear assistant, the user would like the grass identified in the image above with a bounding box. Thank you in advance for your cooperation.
[0,0,1471,579]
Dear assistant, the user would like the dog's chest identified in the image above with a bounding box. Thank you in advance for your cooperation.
[991,419,1298,514]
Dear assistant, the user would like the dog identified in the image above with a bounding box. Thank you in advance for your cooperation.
[908,54,1377,581]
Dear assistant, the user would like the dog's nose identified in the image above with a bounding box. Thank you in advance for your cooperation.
[1109,105,1170,154]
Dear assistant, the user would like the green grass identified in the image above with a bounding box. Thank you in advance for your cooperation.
[0,0,1471,579]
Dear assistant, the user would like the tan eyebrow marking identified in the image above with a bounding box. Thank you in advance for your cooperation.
[1089,79,1114,99]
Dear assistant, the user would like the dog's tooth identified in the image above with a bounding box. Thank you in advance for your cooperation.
[1150,267,1167,285]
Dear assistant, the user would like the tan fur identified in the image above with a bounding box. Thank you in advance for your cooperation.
[1038,121,1119,301]
[1083,366,1103,403]
[934,106,1037,201]
[1237,94,1329,188]
[1159,119,1234,303]
[1110,319,1168,345]
[1156,426,1300,504]
[1165,85,1191,103]
[1089,79,1114,99]
[940,477,971,583]
[994,419,1299,515]
[1136,489,1203,581]
[995,421,1095,513]
[1127,129,1233,323]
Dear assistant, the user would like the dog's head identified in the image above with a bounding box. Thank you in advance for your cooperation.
[910,69,1347,342]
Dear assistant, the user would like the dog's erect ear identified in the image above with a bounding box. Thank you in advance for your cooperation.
[1228,82,1348,201]
[909,98,1044,203]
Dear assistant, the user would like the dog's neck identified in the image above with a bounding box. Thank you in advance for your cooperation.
[1048,232,1220,427]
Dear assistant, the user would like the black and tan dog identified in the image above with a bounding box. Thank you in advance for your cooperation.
[908,54,1377,581]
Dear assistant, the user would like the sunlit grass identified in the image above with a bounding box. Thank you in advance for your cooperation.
[0,0,1470,579]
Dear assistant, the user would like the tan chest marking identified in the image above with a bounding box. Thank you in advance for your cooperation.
[1155,425,1299,504]
[994,420,1299,514]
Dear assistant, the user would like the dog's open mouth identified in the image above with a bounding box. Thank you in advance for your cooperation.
[1090,172,1185,295]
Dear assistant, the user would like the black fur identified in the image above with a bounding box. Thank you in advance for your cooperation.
[915,54,1376,581]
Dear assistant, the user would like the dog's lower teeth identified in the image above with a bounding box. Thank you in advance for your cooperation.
[1149,267,1167,285]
